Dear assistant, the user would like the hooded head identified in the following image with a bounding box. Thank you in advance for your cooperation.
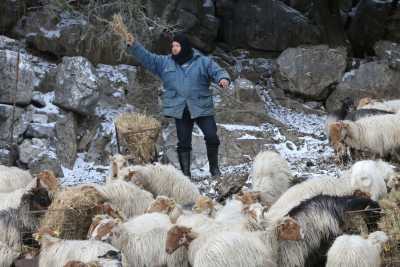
[171,33,194,65]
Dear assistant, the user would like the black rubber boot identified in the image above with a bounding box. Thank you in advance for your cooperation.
[178,151,191,178]
[207,145,221,177]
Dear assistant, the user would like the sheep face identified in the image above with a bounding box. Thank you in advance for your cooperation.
[110,154,128,178]
[36,170,59,192]
[357,97,374,109]
[235,191,262,206]
[277,216,303,241]
[146,196,176,214]
[87,215,119,242]
[166,225,196,254]
[193,196,214,215]
[94,202,125,221]
[126,170,148,189]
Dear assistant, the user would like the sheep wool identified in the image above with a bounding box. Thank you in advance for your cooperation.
[0,165,33,193]
[326,231,388,267]
[250,151,292,205]
[0,241,19,267]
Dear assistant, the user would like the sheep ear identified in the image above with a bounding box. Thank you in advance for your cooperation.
[277,217,303,241]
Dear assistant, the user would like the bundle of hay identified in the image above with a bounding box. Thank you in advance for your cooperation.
[40,186,108,240]
[115,112,161,164]
[111,13,130,40]
[378,191,400,264]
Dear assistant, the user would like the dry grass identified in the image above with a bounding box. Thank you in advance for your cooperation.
[115,112,161,164]
[40,186,108,240]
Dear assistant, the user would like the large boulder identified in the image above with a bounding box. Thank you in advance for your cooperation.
[0,104,31,147]
[55,112,77,169]
[326,61,400,112]
[54,56,101,115]
[216,0,320,52]
[0,50,37,105]
[374,40,400,70]
[18,138,50,165]
[274,45,347,100]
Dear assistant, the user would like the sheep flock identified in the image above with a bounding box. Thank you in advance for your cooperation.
[2,97,400,266]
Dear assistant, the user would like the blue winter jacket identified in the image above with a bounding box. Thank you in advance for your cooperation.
[127,42,231,119]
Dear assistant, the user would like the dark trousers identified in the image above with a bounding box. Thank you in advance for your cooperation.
[175,106,220,153]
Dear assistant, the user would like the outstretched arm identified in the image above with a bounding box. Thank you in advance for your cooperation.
[207,58,231,89]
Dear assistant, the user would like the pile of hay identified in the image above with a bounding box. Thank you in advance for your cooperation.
[378,191,400,264]
[40,186,108,240]
[111,14,130,40]
[115,112,161,164]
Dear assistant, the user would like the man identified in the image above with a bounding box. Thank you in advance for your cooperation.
[122,31,230,178]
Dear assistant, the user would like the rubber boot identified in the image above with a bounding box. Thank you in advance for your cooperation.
[207,145,221,177]
[178,151,191,178]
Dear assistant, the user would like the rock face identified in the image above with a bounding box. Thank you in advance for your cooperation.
[54,57,100,115]
[326,61,400,112]
[0,50,37,105]
[274,45,347,100]
[374,41,400,70]
[216,0,320,52]
[18,138,50,165]
[0,104,31,147]
[55,112,77,169]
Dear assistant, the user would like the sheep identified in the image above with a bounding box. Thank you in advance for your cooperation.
[92,180,154,219]
[126,163,201,205]
[249,151,292,205]
[193,231,276,267]
[106,154,129,183]
[88,213,188,267]
[34,227,127,267]
[357,97,400,113]
[63,258,123,267]
[261,194,381,267]
[0,181,51,250]
[325,96,354,135]
[326,231,388,267]
[328,114,400,160]
[344,108,394,121]
[265,160,390,222]
[0,165,33,193]
[145,195,186,223]
[0,241,19,267]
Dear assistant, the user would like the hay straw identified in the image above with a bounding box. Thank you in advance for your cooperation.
[115,112,161,164]
[40,186,108,240]
[111,13,130,40]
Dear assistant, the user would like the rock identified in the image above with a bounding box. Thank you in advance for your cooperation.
[85,125,114,166]
[18,138,50,165]
[215,172,249,202]
[0,50,37,105]
[55,112,77,169]
[54,57,101,115]
[348,0,396,56]
[28,153,63,178]
[374,41,400,70]
[216,0,320,52]
[0,0,29,34]
[326,61,400,112]
[31,113,48,124]
[274,45,347,100]
[0,149,11,165]
[25,123,55,139]
[0,104,31,147]
[232,78,263,103]
[31,91,46,108]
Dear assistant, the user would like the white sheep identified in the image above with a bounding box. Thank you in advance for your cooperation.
[106,154,128,183]
[93,180,154,219]
[357,97,400,113]
[250,151,292,205]
[127,163,201,205]
[0,184,51,250]
[88,213,188,267]
[0,165,33,193]
[326,231,388,267]
[34,227,128,267]
[193,231,276,267]
[0,241,19,267]
[265,160,390,222]
[329,114,400,159]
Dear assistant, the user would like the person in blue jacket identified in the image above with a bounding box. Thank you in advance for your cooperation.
[123,31,230,178]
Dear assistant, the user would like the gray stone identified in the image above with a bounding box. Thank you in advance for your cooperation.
[55,112,77,169]
[326,61,400,112]
[0,149,10,165]
[0,104,31,147]
[25,123,55,139]
[54,57,100,115]
[31,91,46,108]
[374,41,400,70]
[274,45,347,100]
[28,153,63,178]
[0,50,37,105]
[31,114,49,124]
[18,138,50,165]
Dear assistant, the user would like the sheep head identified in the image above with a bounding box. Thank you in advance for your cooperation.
[193,196,215,215]
[357,97,374,109]
[36,170,59,193]
[126,170,148,189]
[277,216,303,241]
[95,202,125,221]
[146,196,176,214]
[33,226,60,248]
[353,189,372,199]
[166,225,197,254]
[109,154,128,178]
[22,181,52,212]
[235,190,262,206]
[87,215,120,242]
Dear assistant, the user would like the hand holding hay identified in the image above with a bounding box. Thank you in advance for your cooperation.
[111,14,135,45]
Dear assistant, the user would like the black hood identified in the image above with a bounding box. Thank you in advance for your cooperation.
[171,33,194,65]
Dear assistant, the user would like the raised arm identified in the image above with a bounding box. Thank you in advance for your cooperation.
[126,41,166,77]
[206,58,231,88]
